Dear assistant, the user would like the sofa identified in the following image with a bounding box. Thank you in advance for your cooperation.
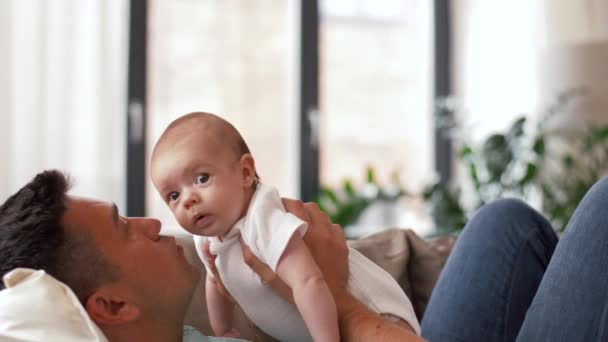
[178,228,457,341]
[0,228,456,341]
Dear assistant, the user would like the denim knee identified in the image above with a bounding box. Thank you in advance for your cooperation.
[422,198,558,342]
[462,198,557,249]
[475,198,536,222]
[569,176,608,225]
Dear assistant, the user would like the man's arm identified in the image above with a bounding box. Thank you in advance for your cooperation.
[241,200,425,342]
[332,290,420,341]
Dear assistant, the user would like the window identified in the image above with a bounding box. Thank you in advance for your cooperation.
[453,0,542,139]
[319,0,435,193]
[147,0,298,230]
[141,0,438,234]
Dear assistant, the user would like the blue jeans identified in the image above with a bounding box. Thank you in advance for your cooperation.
[421,177,608,341]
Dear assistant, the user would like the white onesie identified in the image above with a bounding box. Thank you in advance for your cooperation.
[194,183,421,341]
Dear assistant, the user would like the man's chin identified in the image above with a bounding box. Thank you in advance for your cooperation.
[186,266,201,292]
[190,265,201,280]
[179,268,201,317]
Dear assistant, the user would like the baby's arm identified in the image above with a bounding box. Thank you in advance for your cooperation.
[206,273,238,337]
[276,234,340,342]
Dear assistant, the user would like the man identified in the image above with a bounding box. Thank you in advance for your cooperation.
[0,170,420,341]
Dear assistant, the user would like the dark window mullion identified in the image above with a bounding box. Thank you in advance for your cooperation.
[299,0,320,201]
[126,0,148,216]
[434,0,453,184]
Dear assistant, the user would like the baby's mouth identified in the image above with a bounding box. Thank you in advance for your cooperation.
[194,214,213,228]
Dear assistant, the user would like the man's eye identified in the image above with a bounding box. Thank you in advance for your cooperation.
[195,173,210,184]
[167,192,180,202]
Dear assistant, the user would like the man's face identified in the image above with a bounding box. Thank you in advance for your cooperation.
[62,197,199,318]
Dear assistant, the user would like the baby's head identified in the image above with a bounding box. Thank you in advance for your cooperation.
[150,112,258,237]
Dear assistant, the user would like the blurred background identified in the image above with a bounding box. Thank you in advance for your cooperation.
[1,0,607,237]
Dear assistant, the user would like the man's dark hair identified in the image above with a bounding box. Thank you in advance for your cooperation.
[0,170,119,303]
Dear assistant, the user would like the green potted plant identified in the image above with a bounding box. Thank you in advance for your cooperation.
[424,89,608,234]
[316,166,406,229]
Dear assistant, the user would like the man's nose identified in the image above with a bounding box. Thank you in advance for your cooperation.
[131,217,161,240]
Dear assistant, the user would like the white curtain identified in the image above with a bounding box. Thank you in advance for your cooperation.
[0,0,129,209]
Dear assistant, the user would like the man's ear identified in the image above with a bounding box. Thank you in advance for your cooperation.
[85,289,140,326]
[239,153,256,187]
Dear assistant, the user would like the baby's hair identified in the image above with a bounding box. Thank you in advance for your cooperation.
[153,112,260,181]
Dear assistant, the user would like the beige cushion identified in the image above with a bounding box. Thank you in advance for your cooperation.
[0,268,108,342]
[348,228,456,320]
[0,231,455,342]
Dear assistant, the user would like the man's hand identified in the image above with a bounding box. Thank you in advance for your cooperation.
[220,328,241,339]
[240,199,349,302]
[283,199,348,292]
[240,235,295,303]
[241,200,423,341]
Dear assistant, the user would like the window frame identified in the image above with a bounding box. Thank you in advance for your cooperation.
[125,0,148,216]
[125,0,451,212]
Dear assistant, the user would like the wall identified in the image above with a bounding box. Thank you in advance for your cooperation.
[538,0,608,132]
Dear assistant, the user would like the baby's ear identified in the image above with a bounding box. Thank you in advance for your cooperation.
[239,153,256,187]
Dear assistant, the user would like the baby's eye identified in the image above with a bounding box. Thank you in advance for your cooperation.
[167,192,180,202]
[195,173,210,184]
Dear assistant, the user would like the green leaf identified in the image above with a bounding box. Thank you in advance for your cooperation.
[343,180,356,198]
[460,145,473,158]
[426,185,467,233]
[583,135,594,151]
[519,162,538,186]
[422,182,440,199]
[366,166,376,183]
[320,188,339,205]
[469,164,480,191]
[508,117,526,139]
[562,155,574,169]
[533,137,545,156]
[482,134,512,180]
[596,126,608,140]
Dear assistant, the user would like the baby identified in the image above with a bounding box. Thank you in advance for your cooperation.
[150,112,421,341]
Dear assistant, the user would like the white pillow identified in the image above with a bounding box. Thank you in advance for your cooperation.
[0,268,108,342]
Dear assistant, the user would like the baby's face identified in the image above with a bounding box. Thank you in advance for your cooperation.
[151,133,251,237]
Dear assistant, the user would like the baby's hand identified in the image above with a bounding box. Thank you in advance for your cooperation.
[220,328,241,339]
[203,241,235,303]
